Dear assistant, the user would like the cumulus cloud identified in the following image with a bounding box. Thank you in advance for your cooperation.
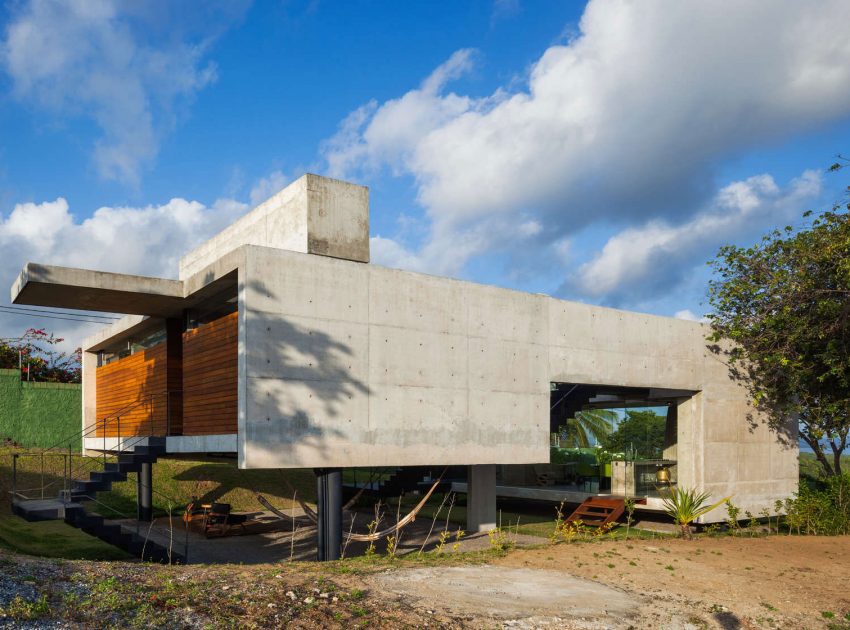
[572,171,822,302]
[0,195,249,346]
[323,0,850,287]
[1,0,247,184]
[324,49,479,180]
[249,170,291,206]
[674,310,709,324]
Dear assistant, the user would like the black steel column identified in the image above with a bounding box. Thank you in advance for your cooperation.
[137,462,153,522]
[315,468,342,561]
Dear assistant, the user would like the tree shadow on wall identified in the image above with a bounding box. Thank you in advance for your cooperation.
[705,342,797,450]
[241,279,370,467]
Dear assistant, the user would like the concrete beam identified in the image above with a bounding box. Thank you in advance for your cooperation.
[12,263,184,317]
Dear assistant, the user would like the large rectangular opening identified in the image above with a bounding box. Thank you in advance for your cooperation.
[499,382,693,500]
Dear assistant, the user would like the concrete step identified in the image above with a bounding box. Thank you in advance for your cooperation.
[12,499,84,522]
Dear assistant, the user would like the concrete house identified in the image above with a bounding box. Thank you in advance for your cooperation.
[11,174,798,557]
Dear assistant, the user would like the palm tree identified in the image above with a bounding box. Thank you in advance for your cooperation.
[555,409,616,447]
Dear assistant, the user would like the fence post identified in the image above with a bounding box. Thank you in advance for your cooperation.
[12,454,17,506]
[40,452,44,499]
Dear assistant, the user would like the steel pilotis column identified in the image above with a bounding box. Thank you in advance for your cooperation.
[137,462,153,522]
[315,468,342,561]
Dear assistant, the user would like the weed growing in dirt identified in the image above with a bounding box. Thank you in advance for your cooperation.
[2,594,50,621]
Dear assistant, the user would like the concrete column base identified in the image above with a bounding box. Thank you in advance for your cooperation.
[467,464,497,533]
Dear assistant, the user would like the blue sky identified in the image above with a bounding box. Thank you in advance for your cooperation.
[1,0,849,347]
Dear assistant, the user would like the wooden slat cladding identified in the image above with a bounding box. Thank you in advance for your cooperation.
[95,343,168,436]
[182,311,238,435]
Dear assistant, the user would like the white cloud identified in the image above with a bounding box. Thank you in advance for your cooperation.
[674,309,709,324]
[0,195,249,346]
[249,170,291,206]
[323,0,850,286]
[572,170,821,301]
[323,49,479,180]
[1,0,246,185]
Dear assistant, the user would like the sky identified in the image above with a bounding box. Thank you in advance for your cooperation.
[1,0,850,352]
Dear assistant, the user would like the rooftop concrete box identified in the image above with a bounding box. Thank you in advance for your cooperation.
[179,173,369,280]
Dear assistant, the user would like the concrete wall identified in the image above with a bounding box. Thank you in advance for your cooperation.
[239,245,548,469]
[179,174,369,280]
[235,245,798,520]
[0,369,81,449]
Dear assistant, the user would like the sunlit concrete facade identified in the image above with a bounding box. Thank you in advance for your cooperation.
[11,174,798,523]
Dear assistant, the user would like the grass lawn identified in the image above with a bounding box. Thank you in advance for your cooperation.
[0,448,318,519]
[0,516,131,560]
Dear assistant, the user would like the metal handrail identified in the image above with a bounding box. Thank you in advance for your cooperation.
[11,390,180,502]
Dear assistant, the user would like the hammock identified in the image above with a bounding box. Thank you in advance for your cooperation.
[346,475,442,542]
[257,493,317,523]
[266,469,445,542]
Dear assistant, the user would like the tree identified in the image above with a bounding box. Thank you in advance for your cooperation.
[707,159,850,477]
[599,409,666,459]
[554,409,616,447]
[0,328,81,383]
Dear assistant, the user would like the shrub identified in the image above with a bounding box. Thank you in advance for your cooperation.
[783,473,850,535]
[662,487,730,539]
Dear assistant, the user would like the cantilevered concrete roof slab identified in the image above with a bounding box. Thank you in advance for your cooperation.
[11,263,184,317]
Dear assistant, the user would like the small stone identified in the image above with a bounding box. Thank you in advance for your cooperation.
[275,574,284,579]
[332,596,339,603]
[319,592,329,598]
[286,591,296,601]
[267,603,277,609]
[304,597,314,604]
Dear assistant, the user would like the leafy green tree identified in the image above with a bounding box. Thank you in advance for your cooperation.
[599,409,666,459]
[0,328,81,383]
[707,159,850,477]
[554,409,616,447]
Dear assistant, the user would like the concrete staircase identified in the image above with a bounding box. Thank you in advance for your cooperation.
[12,437,184,564]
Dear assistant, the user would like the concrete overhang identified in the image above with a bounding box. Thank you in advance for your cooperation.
[11,263,185,317]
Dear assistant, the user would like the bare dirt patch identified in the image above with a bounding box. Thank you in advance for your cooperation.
[371,565,640,628]
[494,535,850,628]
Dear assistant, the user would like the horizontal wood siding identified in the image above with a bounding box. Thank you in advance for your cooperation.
[182,311,238,435]
[95,343,168,436]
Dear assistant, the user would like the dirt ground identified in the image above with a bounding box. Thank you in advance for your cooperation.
[2,523,848,628]
[124,513,850,628]
[485,535,850,628]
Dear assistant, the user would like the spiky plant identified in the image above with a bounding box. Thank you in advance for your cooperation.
[557,409,616,447]
[662,488,731,539]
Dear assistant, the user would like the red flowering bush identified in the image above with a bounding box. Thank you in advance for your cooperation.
[0,328,81,383]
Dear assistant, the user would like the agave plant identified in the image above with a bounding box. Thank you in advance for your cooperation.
[662,487,731,539]
[556,409,616,448]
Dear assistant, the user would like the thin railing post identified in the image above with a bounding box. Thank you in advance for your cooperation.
[40,452,44,499]
[184,515,189,564]
[117,416,121,454]
[12,454,17,505]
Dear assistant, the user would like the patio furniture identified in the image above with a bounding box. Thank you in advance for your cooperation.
[204,502,249,538]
